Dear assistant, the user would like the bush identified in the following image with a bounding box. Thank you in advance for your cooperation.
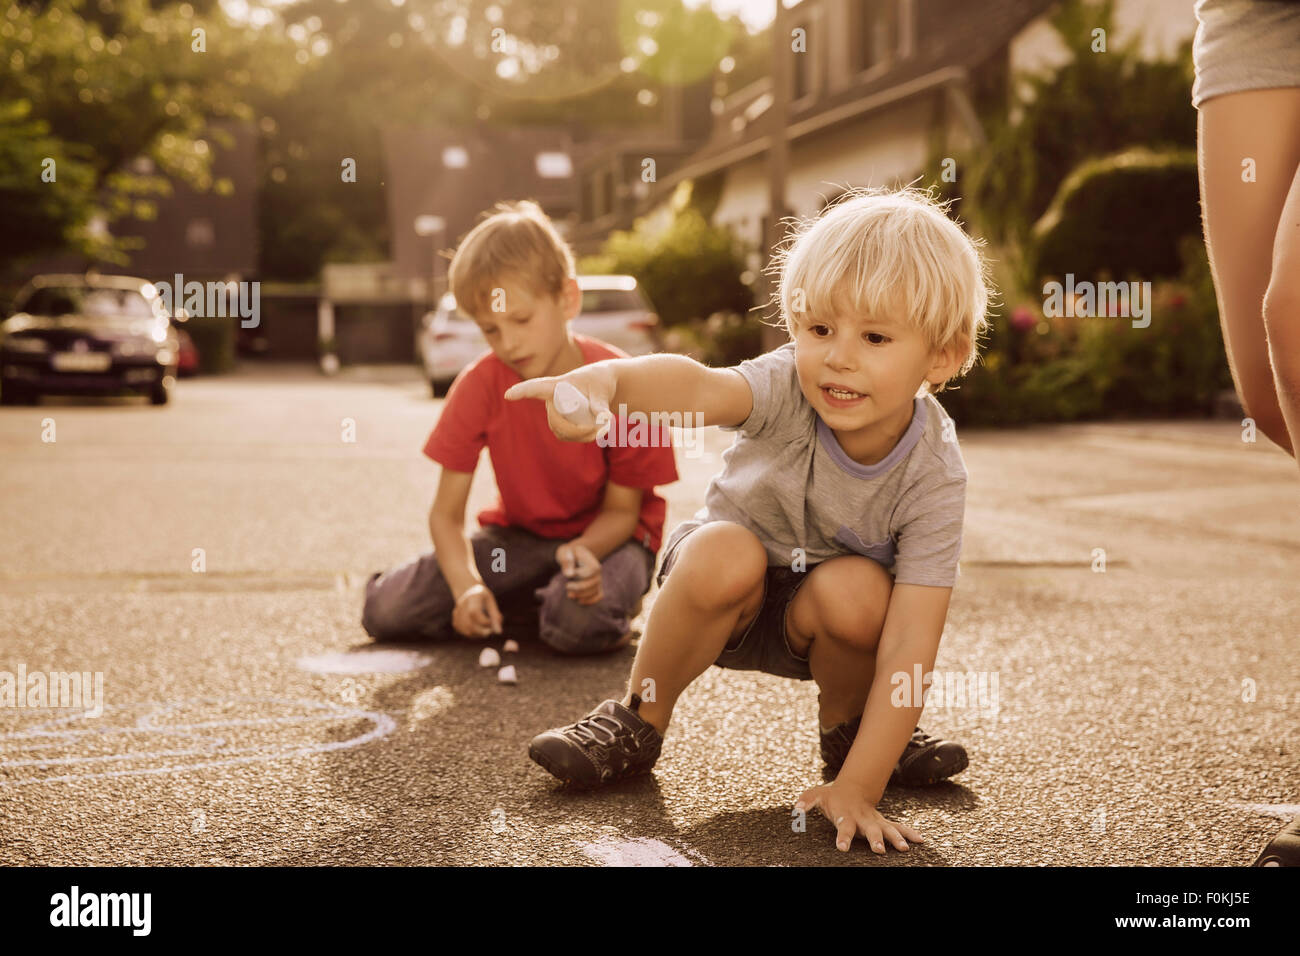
[580,202,754,327]
[182,314,236,374]
[940,237,1230,426]
[1028,148,1200,287]
[938,0,1195,247]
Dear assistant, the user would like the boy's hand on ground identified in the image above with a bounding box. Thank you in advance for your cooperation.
[556,542,603,606]
[503,365,616,443]
[794,781,925,854]
[452,583,503,638]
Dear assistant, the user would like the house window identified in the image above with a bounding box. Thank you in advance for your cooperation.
[442,145,469,169]
[535,151,572,179]
[847,0,898,75]
[185,218,215,249]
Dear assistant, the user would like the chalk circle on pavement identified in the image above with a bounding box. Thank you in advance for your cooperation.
[0,695,395,787]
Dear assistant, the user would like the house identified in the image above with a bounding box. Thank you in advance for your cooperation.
[324,91,716,364]
[573,0,1198,278]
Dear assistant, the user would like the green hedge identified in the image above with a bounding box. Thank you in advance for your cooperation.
[580,203,754,327]
[1028,148,1201,287]
[182,314,235,374]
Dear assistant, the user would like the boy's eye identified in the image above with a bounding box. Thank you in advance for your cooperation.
[482,327,498,336]
[865,332,890,344]
[810,324,831,337]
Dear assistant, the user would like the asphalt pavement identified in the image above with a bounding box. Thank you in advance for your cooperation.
[1,363,1297,866]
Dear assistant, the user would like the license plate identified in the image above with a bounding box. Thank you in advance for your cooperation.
[52,352,111,372]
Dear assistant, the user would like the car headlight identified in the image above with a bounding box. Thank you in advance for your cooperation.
[4,337,49,354]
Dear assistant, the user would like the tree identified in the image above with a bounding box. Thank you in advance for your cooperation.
[0,0,289,271]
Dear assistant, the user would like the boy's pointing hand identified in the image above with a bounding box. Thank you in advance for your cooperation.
[504,366,616,443]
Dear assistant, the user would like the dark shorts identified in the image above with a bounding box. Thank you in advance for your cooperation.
[657,529,815,681]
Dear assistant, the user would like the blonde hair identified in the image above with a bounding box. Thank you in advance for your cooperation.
[767,185,994,391]
[447,199,576,319]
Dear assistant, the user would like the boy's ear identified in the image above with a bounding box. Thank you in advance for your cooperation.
[927,335,967,386]
[561,276,581,320]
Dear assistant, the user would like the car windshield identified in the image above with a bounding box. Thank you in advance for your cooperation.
[580,288,646,314]
[17,286,155,320]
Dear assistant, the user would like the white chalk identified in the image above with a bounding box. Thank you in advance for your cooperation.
[497,664,518,684]
[478,647,500,668]
[502,639,519,654]
[553,381,596,427]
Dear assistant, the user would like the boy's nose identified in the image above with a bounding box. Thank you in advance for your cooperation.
[826,340,857,369]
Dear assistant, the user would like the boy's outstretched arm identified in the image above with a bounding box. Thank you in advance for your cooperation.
[504,354,754,440]
[796,583,952,852]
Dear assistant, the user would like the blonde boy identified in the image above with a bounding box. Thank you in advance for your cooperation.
[507,186,992,854]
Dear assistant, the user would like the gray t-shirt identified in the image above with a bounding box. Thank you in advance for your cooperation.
[663,343,967,587]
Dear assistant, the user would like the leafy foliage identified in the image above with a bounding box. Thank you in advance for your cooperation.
[0,0,286,272]
[1028,148,1201,286]
[580,200,755,328]
[960,0,1195,245]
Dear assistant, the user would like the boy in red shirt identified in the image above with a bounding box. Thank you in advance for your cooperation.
[362,200,678,653]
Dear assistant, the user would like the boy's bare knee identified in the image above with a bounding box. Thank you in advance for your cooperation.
[674,522,767,609]
[802,557,892,650]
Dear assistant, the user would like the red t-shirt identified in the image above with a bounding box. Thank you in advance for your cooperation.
[423,335,679,553]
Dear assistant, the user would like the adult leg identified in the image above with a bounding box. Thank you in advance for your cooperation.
[534,541,655,655]
[360,525,556,641]
[1198,88,1300,454]
[621,522,768,734]
[1262,163,1300,467]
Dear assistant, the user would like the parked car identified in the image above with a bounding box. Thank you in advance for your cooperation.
[0,274,181,405]
[417,275,660,395]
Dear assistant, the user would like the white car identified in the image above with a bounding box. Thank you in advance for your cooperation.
[417,275,660,395]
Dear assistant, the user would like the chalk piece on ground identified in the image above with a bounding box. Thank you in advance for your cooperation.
[478,647,501,668]
[503,639,519,654]
[498,664,518,684]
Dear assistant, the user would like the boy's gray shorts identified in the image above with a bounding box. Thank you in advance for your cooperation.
[657,525,815,681]
[1193,0,1300,108]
